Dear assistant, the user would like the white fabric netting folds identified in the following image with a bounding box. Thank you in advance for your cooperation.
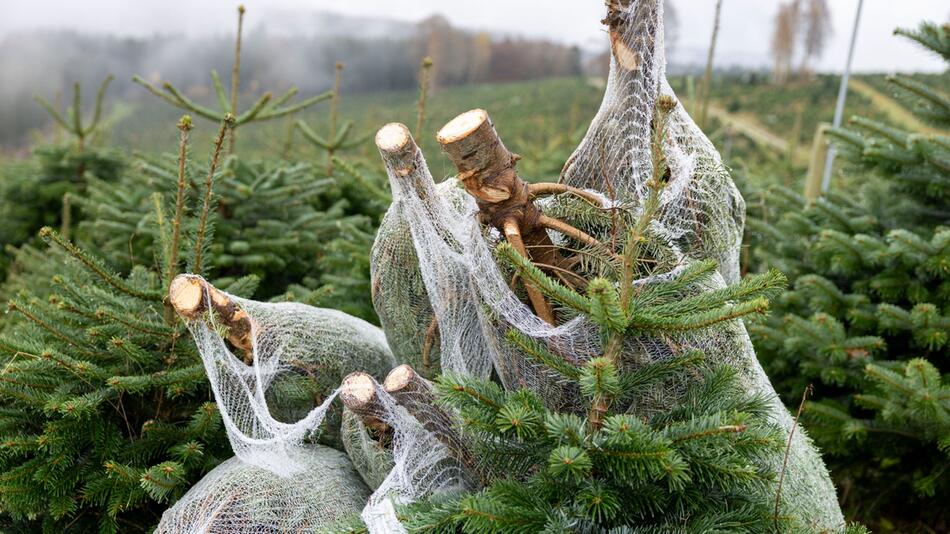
[165,278,468,532]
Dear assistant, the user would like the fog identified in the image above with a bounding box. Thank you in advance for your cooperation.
[0,0,946,148]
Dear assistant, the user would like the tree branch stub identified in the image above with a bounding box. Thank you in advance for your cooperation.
[169,275,255,361]
[437,109,558,324]
[383,364,478,476]
[340,372,390,435]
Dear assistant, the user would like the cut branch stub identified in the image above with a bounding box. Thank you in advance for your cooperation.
[376,122,416,178]
[339,372,390,435]
[383,364,478,478]
[603,0,642,72]
[169,274,255,361]
[437,109,558,325]
[375,122,435,201]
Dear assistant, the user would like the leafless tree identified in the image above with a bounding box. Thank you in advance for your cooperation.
[799,0,833,78]
[771,1,801,84]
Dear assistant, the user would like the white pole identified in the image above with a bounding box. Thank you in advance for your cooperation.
[821,0,864,193]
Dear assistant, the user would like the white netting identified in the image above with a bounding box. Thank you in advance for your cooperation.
[171,276,469,532]
[172,1,844,531]
[368,0,843,529]
[156,446,370,533]
[181,281,395,476]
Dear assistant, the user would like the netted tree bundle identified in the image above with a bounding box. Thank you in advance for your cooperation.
[173,275,468,532]
[170,274,395,473]
[174,1,846,531]
[371,179,468,378]
[156,446,370,534]
[366,0,845,529]
[341,407,394,490]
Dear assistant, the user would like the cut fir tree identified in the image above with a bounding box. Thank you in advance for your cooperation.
[745,20,950,532]
[364,1,848,528]
[368,96,849,530]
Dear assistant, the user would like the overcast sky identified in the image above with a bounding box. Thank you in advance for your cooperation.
[1,0,947,73]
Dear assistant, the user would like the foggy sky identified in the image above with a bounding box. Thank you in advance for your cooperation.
[1,0,947,73]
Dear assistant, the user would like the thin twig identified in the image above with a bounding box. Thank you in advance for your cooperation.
[502,219,556,325]
[775,384,812,531]
[528,183,607,207]
[193,117,232,274]
[167,116,192,289]
[415,57,434,138]
[228,5,245,153]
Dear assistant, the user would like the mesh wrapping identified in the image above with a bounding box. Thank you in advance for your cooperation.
[341,407,394,490]
[368,0,844,529]
[182,283,395,475]
[178,278,466,532]
[156,446,369,533]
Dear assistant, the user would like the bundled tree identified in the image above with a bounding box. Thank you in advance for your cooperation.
[355,0,848,527]
[394,104,801,529]
[746,21,949,531]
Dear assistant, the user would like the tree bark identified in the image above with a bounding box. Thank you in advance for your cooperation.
[436,109,559,324]
[339,372,390,435]
[383,364,476,474]
[169,275,255,360]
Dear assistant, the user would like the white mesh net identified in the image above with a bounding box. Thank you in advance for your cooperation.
[156,446,370,533]
[171,1,844,531]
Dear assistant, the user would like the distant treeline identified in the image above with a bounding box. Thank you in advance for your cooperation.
[0,14,582,148]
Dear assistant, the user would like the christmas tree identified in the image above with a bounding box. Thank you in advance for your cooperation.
[746,21,949,531]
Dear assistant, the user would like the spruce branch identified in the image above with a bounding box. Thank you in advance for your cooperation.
[166,116,192,292]
[496,242,591,315]
[192,116,233,275]
[37,227,161,301]
[415,57,434,138]
[132,6,328,147]
[776,385,811,532]
[34,75,113,148]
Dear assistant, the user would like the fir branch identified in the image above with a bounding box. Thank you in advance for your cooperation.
[37,227,162,301]
[192,116,233,274]
[167,115,192,291]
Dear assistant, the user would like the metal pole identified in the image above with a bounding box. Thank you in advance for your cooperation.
[821,0,864,193]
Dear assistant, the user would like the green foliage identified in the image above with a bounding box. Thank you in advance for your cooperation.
[72,143,383,318]
[0,76,125,279]
[132,6,330,148]
[0,99,385,530]
[0,227,230,533]
[405,367,785,533]
[746,21,950,531]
